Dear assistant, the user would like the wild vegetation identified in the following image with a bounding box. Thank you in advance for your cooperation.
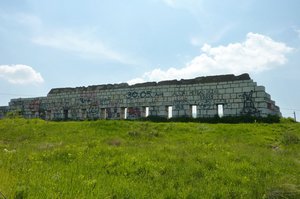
[0,118,299,198]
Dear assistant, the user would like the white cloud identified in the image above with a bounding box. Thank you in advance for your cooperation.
[32,31,132,64]
[1,12,134,65]
[128,32,293,84]
[0,65,44,84]
[127,78,146,85]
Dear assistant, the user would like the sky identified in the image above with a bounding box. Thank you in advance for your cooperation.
[0,0,300,119]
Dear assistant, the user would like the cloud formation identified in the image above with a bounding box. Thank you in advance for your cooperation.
[32,30,133,64]
[1,12,133,65]
[128,32,293,84]
[0,64,44,84]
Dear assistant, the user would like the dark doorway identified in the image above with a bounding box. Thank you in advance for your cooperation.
[63,109,69,120]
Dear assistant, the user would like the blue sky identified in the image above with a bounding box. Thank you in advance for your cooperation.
[0,0,300,119]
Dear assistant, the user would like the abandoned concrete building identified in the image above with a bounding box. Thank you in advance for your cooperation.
[0,73,281,120]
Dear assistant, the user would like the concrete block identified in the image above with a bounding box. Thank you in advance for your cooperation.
[223,94,230,99]
[219,89,226,94]
[255,97,265,102]
[234,99,243,103]
[230,83,239,88]
[225,88,234,93]
[240,83,248,87]
[256,92,266,98]
[242,87,254,92]
[255,86,265,91]
[234,88,242,93]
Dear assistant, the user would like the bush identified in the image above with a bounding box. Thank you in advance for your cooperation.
[107,139,122,146]
[281,132,299,145]
[138,116,168,122]
[280,117,297,123]
[5,111,23,119]
[128,131,140,137]
[266,184,300,199]
[138,114,280,124]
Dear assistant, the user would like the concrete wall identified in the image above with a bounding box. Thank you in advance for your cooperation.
[0,106,9,119]
[1,74,281,120]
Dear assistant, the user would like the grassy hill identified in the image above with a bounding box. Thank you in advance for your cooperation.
[0,118,299,198]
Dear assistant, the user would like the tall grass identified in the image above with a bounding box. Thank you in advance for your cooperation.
[0,118,299,198]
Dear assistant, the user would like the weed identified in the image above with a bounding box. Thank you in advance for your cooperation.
[14,185,27,199]
[281,131,299,145]
[107,139,122,146]
[127,131,140,137]
[266,184,300,199]
[0,119,299,198]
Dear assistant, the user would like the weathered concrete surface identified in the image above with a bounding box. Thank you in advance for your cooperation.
[1,74,281,120]
[0,106,9,119]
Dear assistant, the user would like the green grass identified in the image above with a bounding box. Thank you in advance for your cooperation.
[0,118,299,198]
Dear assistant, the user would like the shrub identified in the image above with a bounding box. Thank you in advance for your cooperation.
[128,131,140,137]
[280,117,297,123]
[266,184,300,199]
[281,132,299,145]
[139,116,168,122]
[139,114,280,123]
[5,111,22,119]
[107,139,122,146]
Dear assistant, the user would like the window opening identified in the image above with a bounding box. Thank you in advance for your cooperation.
[217,104,224,118]
[192,105,197,118]
[168,106,173,119]
[64,109,69,120]
[145,107,149,117]
[124,108,128,119]
[101,108,106,119]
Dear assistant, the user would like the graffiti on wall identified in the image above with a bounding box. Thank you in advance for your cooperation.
[70,108,79,119]
[99,97,122,107]
[196,89,218,110]
[126,91,164,99]
[240,91,260,116]
[187,89,218,100]
[197,100,215,110]
[79,93,98,105]
[106,107,120,119]
[173,97,188,110]
[127,107,141,119]
[149,106,158,116]
[87,106,99,119]
[171,89,218,111]
[29,99,41,111]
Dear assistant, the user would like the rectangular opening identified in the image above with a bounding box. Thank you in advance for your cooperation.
[47,110,51,120]
[101,108,106,119]
[217,104,224,118]
[81,109,86,120]
[63,109,69,120]
[168,106,172,119]
[191,105,197,118]
[124,107,128,119]
[120,107,127,119]
[145,107,149,117]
